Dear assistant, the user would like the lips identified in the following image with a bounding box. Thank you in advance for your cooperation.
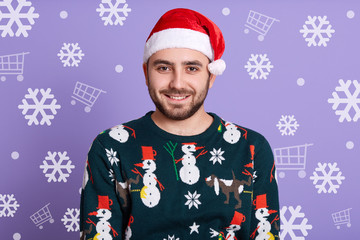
[161,90,193,102]
[167,95,189,100]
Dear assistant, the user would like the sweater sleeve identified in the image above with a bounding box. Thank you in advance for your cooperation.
[80,137,126,240]
[249,137,280,240]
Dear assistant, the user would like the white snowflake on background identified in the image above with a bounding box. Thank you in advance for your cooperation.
[106,148,119,166]
[300,16,335,47]
[18,88,61,126]
[328,79,360,122]
[163,235,180,240]
[96,0,132,26]
[185,191,201,209]
[0,194,20,217]
[280,205,312,240]
[244,54,273,79]
[276,115,299,136]
[310,162,345,194]
[40,151,75,182]
[61,208,80,232]
[0,0,39,37]
[57,43,85,67]
[209,148,225,165]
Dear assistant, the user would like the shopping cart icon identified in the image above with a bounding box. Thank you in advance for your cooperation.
[244,10,279,41]
[273,143,313,178]
[332,208,352,229]
[30,203,55,229]
[71,81,106,113]
[0,52,29,82]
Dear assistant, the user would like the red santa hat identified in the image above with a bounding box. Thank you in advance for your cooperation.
[143,8,226,76]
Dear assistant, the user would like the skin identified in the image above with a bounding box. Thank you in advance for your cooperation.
[143,48,216,136]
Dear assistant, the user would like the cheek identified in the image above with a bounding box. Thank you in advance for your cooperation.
[148,73,169,89]
[195,77,211,94]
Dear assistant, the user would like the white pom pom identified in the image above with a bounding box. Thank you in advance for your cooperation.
[208,59,226,75]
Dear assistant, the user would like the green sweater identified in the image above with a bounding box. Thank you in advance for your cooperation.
[80,112,280,240]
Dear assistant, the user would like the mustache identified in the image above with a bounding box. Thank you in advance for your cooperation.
[160,89,194,95]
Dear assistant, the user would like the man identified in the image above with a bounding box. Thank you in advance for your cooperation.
[80,8,279,240]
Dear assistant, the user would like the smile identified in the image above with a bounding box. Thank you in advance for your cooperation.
[170,96,186,100]
[166,95,189,101]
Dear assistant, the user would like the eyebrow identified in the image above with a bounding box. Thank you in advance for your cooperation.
[152,59,173,66]
[183,60,203,67]
[152,59,204,67]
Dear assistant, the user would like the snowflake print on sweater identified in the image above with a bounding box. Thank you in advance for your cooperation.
[209,148,225,165]
[106,148,120,166]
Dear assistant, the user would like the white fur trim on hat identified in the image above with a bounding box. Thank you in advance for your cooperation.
[208,59,226,75]
[143,28,213,62]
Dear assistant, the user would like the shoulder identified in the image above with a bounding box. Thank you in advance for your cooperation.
[218,115,268,147]
[224,121,274,168]
[230,122,273,163]
[93,115,146,147]
[241,125,268,147]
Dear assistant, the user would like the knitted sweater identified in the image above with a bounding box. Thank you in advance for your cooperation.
[80,111,280,240]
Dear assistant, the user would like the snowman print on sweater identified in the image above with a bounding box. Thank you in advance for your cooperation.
[124,215,134,240]
[88,195,118,240]
[177,142,207,185]
[109,124,136,143]
[252,194,277,240]
[223,121,241,144]
[210,211,246,240]
[133,146,164,208]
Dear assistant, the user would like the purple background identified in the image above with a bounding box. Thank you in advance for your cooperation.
[0,0,359,239]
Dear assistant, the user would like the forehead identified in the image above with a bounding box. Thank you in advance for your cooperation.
[149,48,210,64]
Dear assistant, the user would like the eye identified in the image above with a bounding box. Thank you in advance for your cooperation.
[157,66,170,72]
[187,66,198,72]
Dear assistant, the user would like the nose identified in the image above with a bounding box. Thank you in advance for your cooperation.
[169,69,185,89]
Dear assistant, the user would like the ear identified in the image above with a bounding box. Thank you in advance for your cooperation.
[208,74,216,89]
[143,63,149,86]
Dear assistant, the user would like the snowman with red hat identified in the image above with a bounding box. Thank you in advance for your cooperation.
[252,194,277,240]
[133,146,164,208]
[88,195,118,240]
[178,142,207,185]
[210,211,245,240]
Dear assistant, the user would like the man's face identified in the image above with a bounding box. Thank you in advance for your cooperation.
[144,48,215,121]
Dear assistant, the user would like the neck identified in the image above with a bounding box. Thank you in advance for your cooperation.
[151,107,213,136]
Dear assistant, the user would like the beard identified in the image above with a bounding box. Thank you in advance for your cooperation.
[147,77,210,121]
